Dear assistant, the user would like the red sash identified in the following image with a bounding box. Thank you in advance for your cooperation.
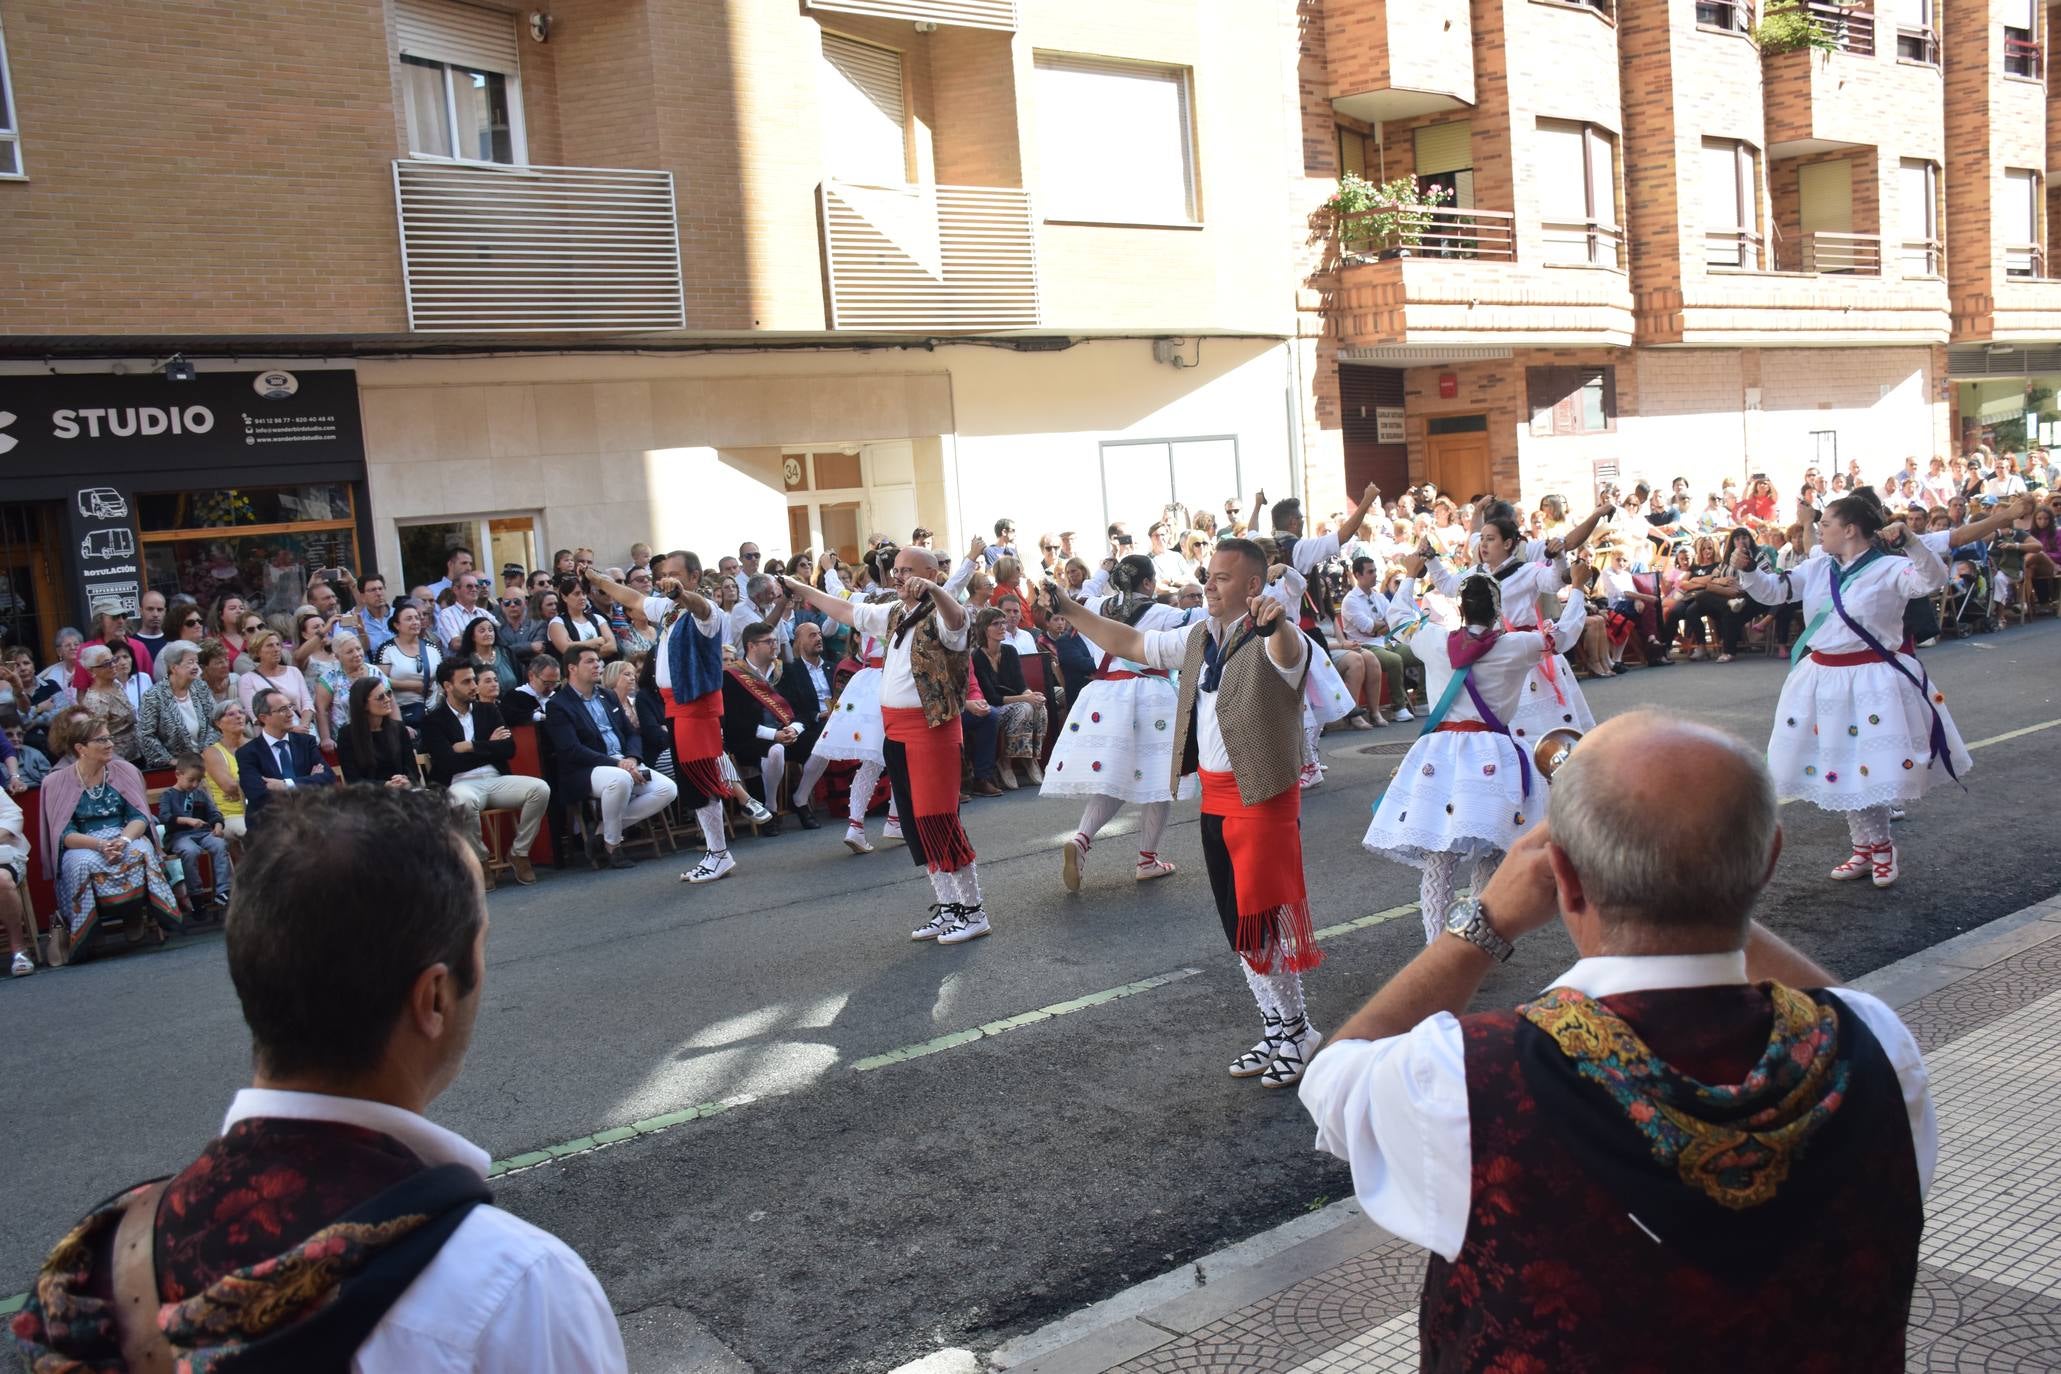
[1434,720,1493,733]
[726,665,795,727]
[1094,651,1167,683]
[1810,648,1889,667]
[1197,769,1320,975]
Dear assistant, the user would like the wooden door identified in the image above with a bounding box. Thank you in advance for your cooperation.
[1426,429,1493,501]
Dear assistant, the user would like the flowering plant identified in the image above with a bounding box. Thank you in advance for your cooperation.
[1324,173,1454,255]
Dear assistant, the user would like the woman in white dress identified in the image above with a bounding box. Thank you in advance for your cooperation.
[1366,557,1592,943]
[1263,562,1359,789]
[1046,556,1201,888]
[1732,487,1970,888]
[1426,511,1596,750]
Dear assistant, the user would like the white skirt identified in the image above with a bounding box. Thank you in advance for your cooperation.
[1364,730,1541,866]
[1044,676,1180,803]
[1765,655,1971,811]
[1509,653,1594,747]
[814,667,885,765]
[1306,646,1357,723]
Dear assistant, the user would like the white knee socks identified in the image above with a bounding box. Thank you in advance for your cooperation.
[1137,800,1169,859]
[1420,852,1459,944]
[1302,705,1320,765]
[696,800,726,856]
[1848,805,1892,847]
[795,753,831,814]
[1076,794,1122,842]
[849,758,885,826]
[950,862,984,909]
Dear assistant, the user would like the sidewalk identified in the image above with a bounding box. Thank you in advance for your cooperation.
[995,895,2061,1374]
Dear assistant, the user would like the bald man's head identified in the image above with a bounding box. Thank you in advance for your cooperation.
[892,546,941,602]
[1547,711,1777,942]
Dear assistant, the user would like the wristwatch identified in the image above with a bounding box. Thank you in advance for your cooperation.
[1444,897,1514,963]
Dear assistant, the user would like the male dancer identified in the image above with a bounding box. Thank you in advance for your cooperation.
[591,553,772,885]
[1047,539,1323,1087]
[780,549,990,943]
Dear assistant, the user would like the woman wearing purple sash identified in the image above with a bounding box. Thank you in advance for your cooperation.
[1733,486,1972,889]
[1364,557,1591,944]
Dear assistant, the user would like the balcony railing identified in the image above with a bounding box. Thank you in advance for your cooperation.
[1705,228,1766,270]
[2005,31,2043,79]
[392,160,684,333]
[802,0,1016,30]
[1775,230,1883,275]
[819,180,1039,330]
[1541,220,1624,268]
[1802,1,1875,55]
[1899,238,1943,277]
[2006,243,2048,279]
[1896,25,1939,65]
[1338,205,1517,262]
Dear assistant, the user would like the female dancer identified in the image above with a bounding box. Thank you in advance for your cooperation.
[1366,555,1591,942]
[1426,511,1595,751]
[1732,487,1971,887]
[792,546,903,854]
[1045,555,1201,888]
[1265,559,1361,788]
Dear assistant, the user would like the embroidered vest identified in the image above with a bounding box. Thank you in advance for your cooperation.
[885,602,969,727]
[1419,984,1921,1374]
[665,605,724,706]
[1168,621,1307,805]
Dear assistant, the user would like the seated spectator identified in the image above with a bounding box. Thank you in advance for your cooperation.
[76,644,143,765]
[436,572,495,653]
[2,709,52,789]
[12,785,628,1371]
[137,640,221,770]
[312,629,386,752]
[777,620,832,819]
[377,603,443,728]
[197,637,237,708]
[110,642,150,718]
[542,646,677,868]
[0,783,33,975]
[1301,713,1931,1372]
[202,699,251,842]
[548,577,618,664]
[458,615,521,698]
[422,659,551,887]
[238,629,317,733]
[36,626,84,704]
[606,658,673,778]
[158,752,233,920]
[506,652,560,726]
[337,676,423,789]
[725,574,791,657]
[721,624,804,832]
[72,600,154,690]
[36,704,182,955]
[236,688,339,833]
[499,586,541,666]
[971,607,1045,790]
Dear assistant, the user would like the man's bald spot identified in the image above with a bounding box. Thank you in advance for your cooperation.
[1569,711,1767,839]
[895,547,940,577]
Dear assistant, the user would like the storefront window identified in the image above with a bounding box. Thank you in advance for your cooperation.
[140,482,361,623]
[1958,376,2059,455]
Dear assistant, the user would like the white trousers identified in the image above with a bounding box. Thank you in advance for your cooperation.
[447,773,553,857]
[587,765,679,846]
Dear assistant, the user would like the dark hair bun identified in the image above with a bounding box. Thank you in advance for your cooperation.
[1111,553,1155,595]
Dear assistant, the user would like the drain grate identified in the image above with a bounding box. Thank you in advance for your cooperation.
[1353,741,1417,757]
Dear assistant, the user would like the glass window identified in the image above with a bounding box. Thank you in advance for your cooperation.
[0,9,22,178]
[1702,138,1757,269]
[2003,169,2042,276]
[1537,121,1619,266]
[451,66,513,164]
[138,483,355,531]
[400,56,519,164]
[402,56,455,159]
[139,483,360,621]
[819,34,910,186]
[1528,367,1616,436]
[1034,55,1197,224]
[1899,159,1940,276]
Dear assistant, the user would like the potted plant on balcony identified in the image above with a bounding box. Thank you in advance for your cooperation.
[1752,0,1841,54]
[1325,173,1454,261]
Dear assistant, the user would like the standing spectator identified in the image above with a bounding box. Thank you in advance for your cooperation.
[202,700,251,842]
[37,705,181,954]
[337,677,422,788]
[236,688,339,833]
[73,600,153,689]
[1302,713,1933,1372]
[377,603,443,729]
[207,594,250,666]
[346,570,396,658]
[76,644,143,765]
[12,786,628,1371]
[423,659,551,887]
[291,607,337,676]
[1147,522,1189,587]
[167,599,208,648]
[499,585,543,665]
[542,646,678,869]
[425,544,475,599]
[436,572,495,652]
[982,517,1018,567]
[0,783,34,976]
[548,578,618,664]
[137,640,220,770]
[238,629,316,732]
[725,574,792,656]
[231,610,269,674]
[158,752,233,920]
[131,590,171,663]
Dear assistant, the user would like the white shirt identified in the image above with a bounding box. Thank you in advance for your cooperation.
[1737,539,1948,651]
[1339,585,1390,645]
[1151,549,1192,588]
[220,1090,626,1374]
[0,788,29,872]
[1298,952,1938,1262]
[1136,614,1305,772]
[849,599,970,709]
[799,655,831,711]
[1003,627,1038,658]
[726,599,791,655]
[435,604,491,651]
[642,595,723,693]
[449,704,498,784]
[1278,531,1340,576]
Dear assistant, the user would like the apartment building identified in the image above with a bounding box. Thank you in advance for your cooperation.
[0,0,1305,653]
[1300,0,2061,512]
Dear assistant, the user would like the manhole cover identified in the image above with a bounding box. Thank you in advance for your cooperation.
[1354,741,1416,757]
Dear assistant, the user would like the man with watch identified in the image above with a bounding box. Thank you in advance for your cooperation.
[1302,711,1934,1371]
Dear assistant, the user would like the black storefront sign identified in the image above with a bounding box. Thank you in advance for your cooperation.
[0,368,366,622]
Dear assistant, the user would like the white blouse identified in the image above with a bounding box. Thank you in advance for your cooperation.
[1395,575,1590,727]
[1736,540,1947,651]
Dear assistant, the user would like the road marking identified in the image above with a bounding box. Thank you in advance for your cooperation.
[851,966,1204,1071]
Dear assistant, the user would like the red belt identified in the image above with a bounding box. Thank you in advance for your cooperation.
[1810,649,1889,667]
[1094,668,1168,682]
[863,657,884,669]
[1434,720,1493,734]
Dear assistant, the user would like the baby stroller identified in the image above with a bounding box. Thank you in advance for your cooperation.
[1939,541,1998,637]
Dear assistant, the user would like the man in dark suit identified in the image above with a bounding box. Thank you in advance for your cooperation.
[422,660,552,887]
[776,621,833,830]
[235,687,338,833]
[504,654,560,727]
[722,623,803,834]
[542,647,676,869]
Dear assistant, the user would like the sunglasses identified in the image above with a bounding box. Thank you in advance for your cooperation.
[182,615,204,625]
[370,689,394,702]
[500,597,524,606]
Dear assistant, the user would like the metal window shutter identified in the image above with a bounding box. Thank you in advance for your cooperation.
[821,33,908,181]
[396,0,519,73]
[1413,121,1473,177]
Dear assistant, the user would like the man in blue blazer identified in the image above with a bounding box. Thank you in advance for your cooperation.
[542,647,677,868]
[236,687,338,833]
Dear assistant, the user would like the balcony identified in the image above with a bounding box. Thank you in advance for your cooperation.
[1772,230,1884,274]
[1324,0,1474,124]
[1802,1,1875,54]
[1339,205,1516,262]
[392,160,684,333]
[1763,5,1935,157]
[802,0,1015,31]
[1647,233,1949,343]
[819,180,1039,331]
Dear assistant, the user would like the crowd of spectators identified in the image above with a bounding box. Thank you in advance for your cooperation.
[0,443,2053,973]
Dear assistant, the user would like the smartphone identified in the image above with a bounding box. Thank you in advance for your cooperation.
[1117,535,1134,548]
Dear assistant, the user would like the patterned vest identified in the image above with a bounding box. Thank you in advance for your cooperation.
[1420,984,1921,1374]
[1168,620,1307,805]
[885,601,969,727]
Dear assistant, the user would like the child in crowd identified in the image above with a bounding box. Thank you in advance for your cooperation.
[158,753,233,922]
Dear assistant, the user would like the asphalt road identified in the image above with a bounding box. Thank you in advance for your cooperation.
[5,622,2060,1371]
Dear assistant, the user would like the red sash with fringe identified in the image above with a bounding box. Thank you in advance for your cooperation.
[881,704,975,873]
[664,689,726,801]
[1198,769,1320,974]
[725,665,795,726]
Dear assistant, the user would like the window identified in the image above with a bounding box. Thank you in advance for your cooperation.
[1696,0,1752,32]
[140,484,362,615]
[1099,437,1243,529]
[2003,168,2043,277]
[0,8,21,178]
[1338,126,1373,178]
[819,33,910,185]
[1528,367,1617,436]
[1034,55,1197,225]
[1896,0,1939,63]
[1701,138,1760,269]
[395,0,524,164]
[1898,159,1941,276]
[2003,0,2042,77]
[1536,121,1620,266]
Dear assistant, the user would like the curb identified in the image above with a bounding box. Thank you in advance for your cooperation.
[979,893,2061,1374]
